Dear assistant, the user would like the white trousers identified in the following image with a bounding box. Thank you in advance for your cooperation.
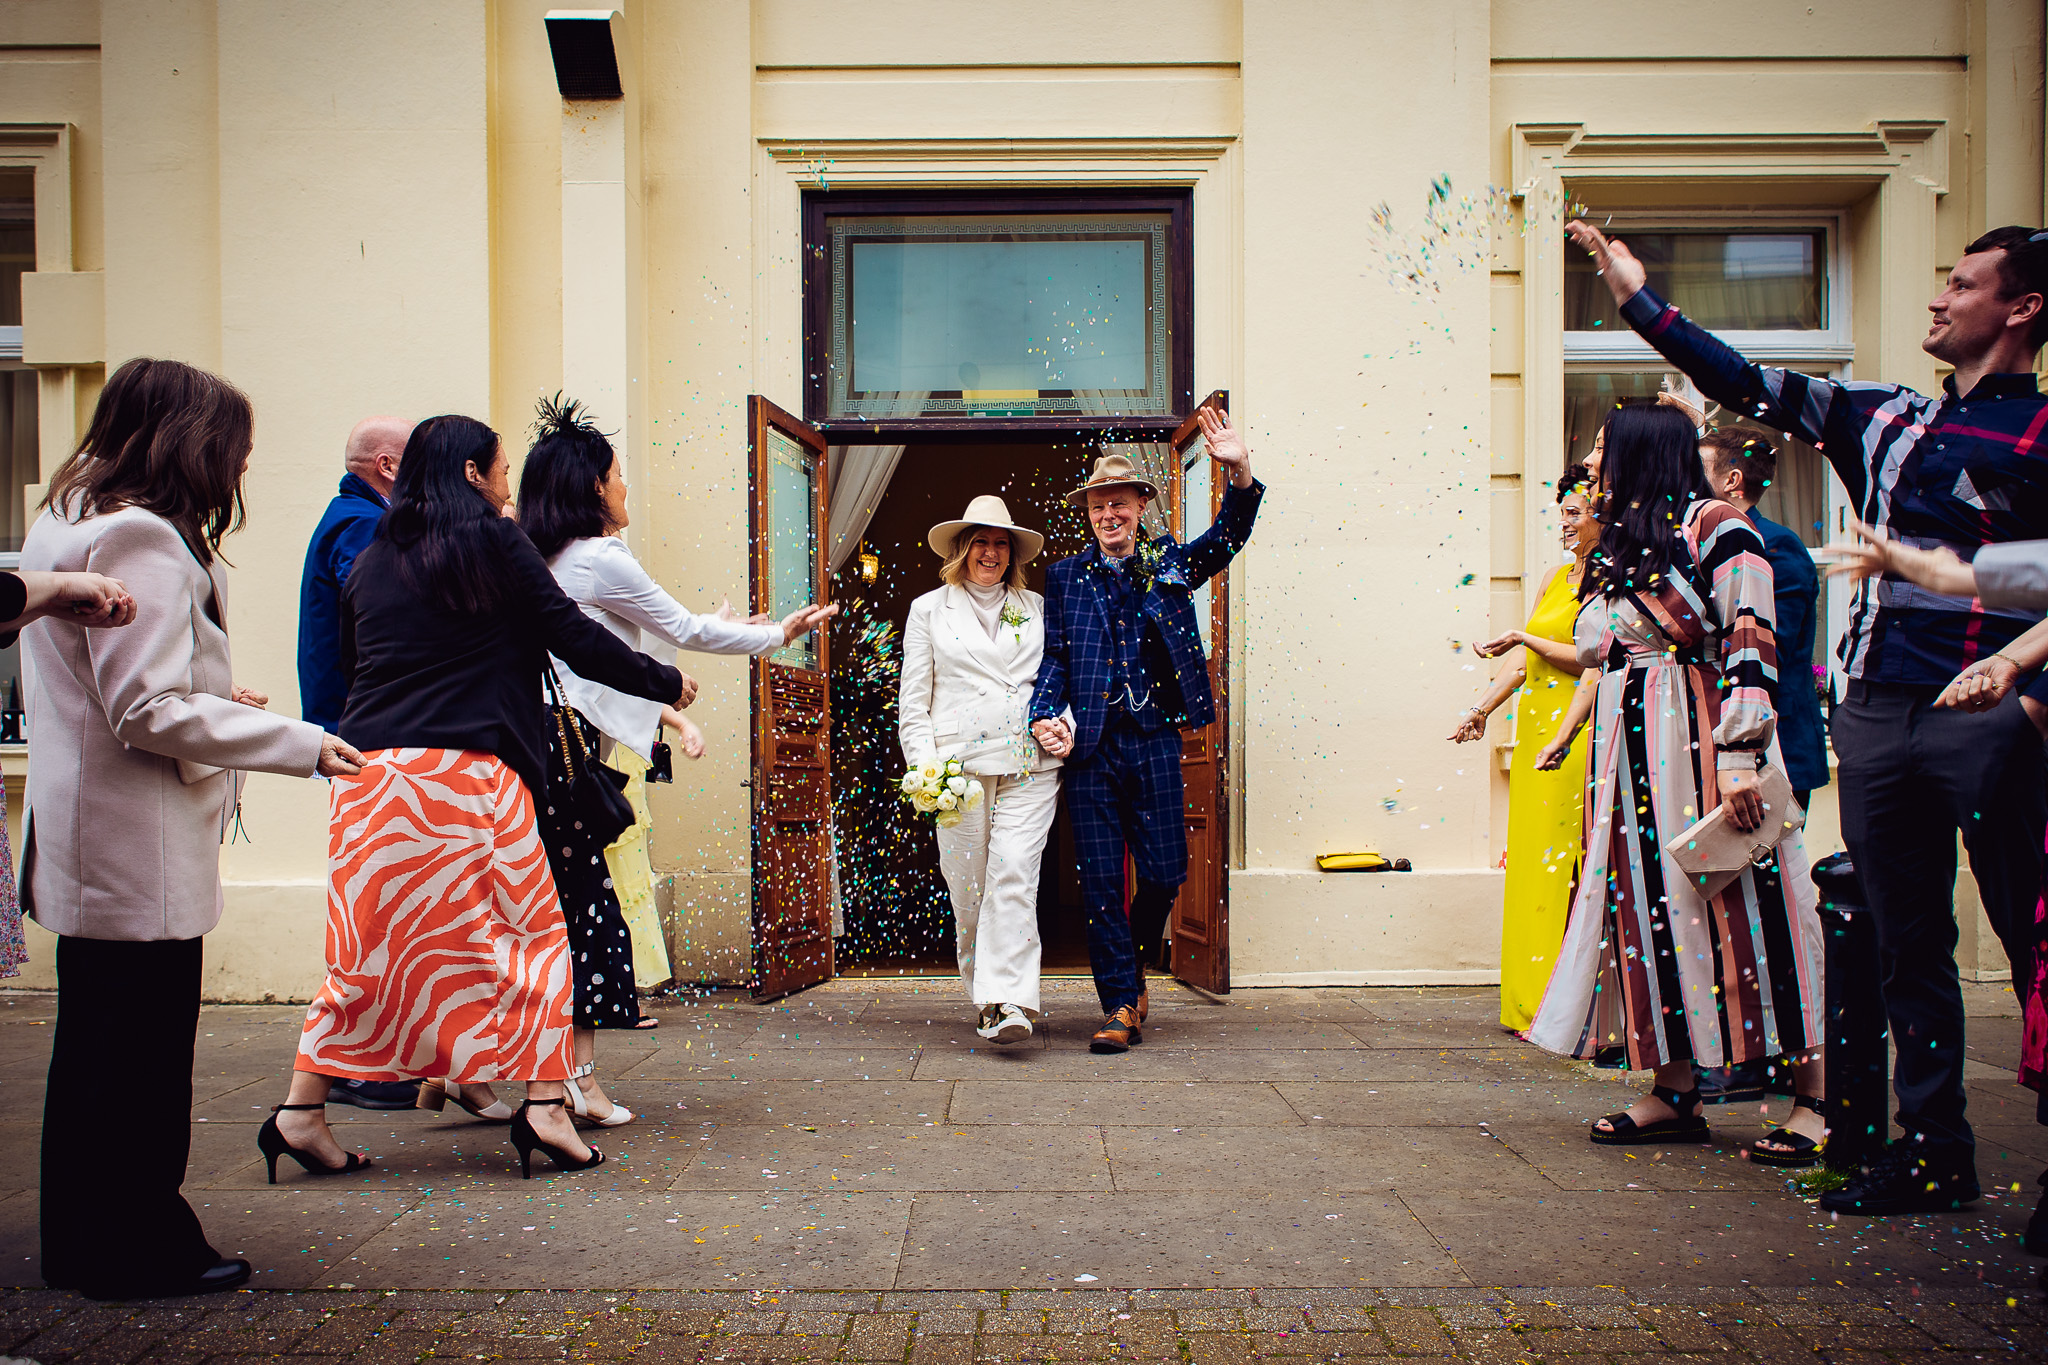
[933,770,1060,1014]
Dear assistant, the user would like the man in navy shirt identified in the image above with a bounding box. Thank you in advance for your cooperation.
[1572,220,2048,1220]
[297,415,413,1110]
[1698,428,1829,805]
[298,416,409,733]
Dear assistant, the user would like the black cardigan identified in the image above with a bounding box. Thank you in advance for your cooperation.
[338,516,683,799]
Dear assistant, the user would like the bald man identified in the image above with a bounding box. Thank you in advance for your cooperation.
[297,416,416,1111]
[297,416,410,736]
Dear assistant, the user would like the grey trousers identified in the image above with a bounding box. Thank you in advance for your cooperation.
[1832,679,2046,1158]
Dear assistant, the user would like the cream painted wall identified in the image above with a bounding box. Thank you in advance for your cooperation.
[1226,0,1497,982]
[3,0,2037,996]
[8,0,494,996]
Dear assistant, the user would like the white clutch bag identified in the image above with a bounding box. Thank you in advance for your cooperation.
[1663,763,1805,900]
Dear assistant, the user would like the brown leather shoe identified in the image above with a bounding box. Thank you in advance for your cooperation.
[1090,1006,1142,1054]
[1137,987,1149,1023]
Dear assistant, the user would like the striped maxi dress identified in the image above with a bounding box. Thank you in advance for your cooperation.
[1528,499,1825,1071]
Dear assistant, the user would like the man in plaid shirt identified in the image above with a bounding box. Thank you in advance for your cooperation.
[1571,220,2048,1221]
[1030,407,1263,1053]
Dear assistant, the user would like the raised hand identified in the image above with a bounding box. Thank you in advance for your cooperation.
[1196,406,1254,488]
[1822,518,1978,597]
[781,601,840,645]
[1565,221,1647,307]
[715,596,776,626]
[1472,630,1522,660]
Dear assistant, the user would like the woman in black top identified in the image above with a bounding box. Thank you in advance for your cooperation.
[264,415,689,1181]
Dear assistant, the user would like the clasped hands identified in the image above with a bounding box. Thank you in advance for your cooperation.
[1031,717,1074,758]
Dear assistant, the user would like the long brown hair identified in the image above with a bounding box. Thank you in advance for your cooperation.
[42,356,254,563]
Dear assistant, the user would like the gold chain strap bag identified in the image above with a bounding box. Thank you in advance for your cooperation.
[545,664,637,847]
[1663,761,1804,901]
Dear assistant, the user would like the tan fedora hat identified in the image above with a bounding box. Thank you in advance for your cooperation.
[926,493,1046,563]
[1064,452,1158,508]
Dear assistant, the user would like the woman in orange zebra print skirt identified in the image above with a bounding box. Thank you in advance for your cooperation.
[264,415,690,1182]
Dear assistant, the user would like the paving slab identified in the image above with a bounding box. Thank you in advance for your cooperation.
[893,1192,1466,1289]
[947,1081,1301,1127]
[324,1188,916,1289]
[670,1123,1112,1194]
[1102,1124,1553,1194]
[1487,1121,1804,1193]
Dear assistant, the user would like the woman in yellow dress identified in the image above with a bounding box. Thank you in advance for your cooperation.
[1451,466,1598,1030]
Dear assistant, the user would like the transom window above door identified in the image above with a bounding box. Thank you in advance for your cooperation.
[804,191,1192,437]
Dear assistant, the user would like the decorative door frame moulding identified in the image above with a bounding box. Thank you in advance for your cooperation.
[750,132,1247,866]
[1508,118,1948,616]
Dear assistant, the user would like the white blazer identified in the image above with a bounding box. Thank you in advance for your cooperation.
[547,535,782,759]
[20,504,325,941]
[898,584,1060,776]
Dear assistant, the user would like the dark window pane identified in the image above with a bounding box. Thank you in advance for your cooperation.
[824,213,1172,420]
[1565,229,1825,332]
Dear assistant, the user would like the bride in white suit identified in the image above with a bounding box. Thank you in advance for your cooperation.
[898,495,1063,1044]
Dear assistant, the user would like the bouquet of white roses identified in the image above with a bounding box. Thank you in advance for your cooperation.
[899,756,985,829]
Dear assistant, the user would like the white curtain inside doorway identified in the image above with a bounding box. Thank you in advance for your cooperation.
[827,444,908,572]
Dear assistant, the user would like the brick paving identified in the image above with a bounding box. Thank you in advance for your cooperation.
[0,1284,2043,1362]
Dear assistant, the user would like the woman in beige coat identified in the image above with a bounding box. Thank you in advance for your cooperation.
[22,357,364,1302]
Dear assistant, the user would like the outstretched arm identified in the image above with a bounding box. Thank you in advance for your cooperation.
[1180,409,1265,588]
[1567,220,1880,501]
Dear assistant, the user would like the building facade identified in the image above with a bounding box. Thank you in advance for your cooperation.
[1,0,2041,998]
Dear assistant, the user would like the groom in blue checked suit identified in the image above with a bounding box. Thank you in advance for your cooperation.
[1029,406,1263,1052]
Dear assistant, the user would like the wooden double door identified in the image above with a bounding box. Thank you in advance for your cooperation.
[746,393,1235,1000]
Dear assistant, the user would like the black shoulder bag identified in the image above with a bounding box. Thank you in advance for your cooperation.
[544,665,637,847]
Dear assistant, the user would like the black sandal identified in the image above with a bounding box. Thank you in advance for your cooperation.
[257,1103,375,1184]
[1590,1081,1710,1146]
[1746,1094,1825,1168]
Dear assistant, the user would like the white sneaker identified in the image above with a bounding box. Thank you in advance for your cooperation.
[976,1002,1032,1045]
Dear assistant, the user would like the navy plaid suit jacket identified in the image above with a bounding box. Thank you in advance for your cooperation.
[1030,478,1263,764]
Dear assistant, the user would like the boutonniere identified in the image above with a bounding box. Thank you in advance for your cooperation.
[998,598,1030,644]
[1130,536,1167,592]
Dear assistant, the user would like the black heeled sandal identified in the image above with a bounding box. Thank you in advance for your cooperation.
[1590,1081,1711,1146]
[256,1103,374,1184]
[1746,1094,1825,1167]
[510,1097,606,1179]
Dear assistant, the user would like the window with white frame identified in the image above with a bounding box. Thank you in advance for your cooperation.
[1561,213,1853,693]
[1562,215,1850,544]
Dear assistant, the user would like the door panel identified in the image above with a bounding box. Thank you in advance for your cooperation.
[749,395,834,1001]
[1169,391,1230,992]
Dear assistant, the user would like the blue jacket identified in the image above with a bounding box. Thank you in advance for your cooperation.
[298,473,388,733]
[1031,478,1263,764]
[1751,509,1829,792]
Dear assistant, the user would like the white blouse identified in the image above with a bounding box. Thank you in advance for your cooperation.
[548,535,782,759]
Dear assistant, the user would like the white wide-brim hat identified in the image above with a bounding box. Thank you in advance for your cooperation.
[926,493,1046,564]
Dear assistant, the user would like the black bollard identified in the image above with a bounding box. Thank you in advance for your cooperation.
[1811,851,1889,1174]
